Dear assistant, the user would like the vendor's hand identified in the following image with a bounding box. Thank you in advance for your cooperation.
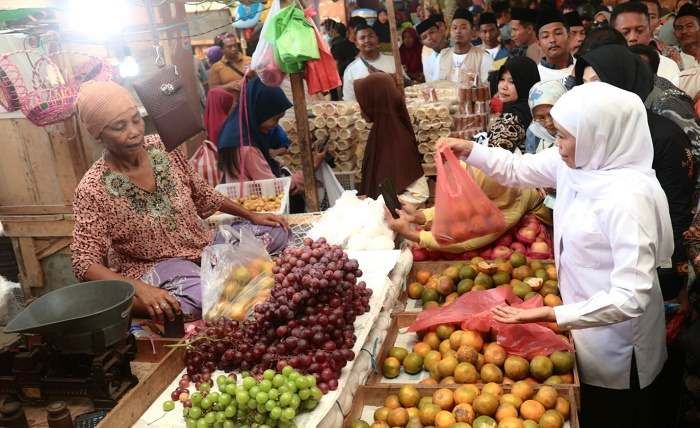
[385,209,412,235]
[491,305,556,324]
[313,148,327,169]
[133,280,181,321]
[399,203,426,225]
[249,212,289,230]
[224,80,242,93]
[436,137,474,157]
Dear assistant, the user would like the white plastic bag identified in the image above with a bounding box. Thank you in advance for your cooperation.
[0,276,21,325]
[200,228,274,320]
[250,0,285,86]
[317,162,344,207]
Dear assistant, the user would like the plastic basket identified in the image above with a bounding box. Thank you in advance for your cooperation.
[334,170,356,190]
[215,176,292,216]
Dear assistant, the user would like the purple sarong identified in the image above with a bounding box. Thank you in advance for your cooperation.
[140,221,289,319]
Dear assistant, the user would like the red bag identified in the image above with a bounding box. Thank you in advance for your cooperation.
[432,147,506,245]
[189,139,219,187]
[408,287,572,359]
[304,11,341,95]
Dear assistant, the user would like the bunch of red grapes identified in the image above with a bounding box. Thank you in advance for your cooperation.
[184,238,372,393]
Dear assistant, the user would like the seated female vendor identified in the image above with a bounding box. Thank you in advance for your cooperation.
[70,81,288,322]
[387,167,551,252]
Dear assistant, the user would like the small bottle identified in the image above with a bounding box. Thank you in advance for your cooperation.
[0,400,29,428]
[46,401,74,428]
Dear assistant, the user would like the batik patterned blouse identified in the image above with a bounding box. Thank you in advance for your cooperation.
[71,135,225,280]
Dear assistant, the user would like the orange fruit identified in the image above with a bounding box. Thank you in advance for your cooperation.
[484,343,507,366]
[374,406,390,422]
[495,403,518,421]
[544,294,562,307]
[384,394,400,409]
[555,397,570,419]
[413,342,432,357]
[498,416,524,428]
[419,403,441,425]
[539,409,564,428]
[453,402,476,423]
[450,331,466,350]
[482,382,503,397]
[454,385,479,404]
[460,330,484,351]
[386,408,409,427]
[432,388,455,410]
[416,270,432,284]
[435,410,457,428]
[420,377,438,385]
[520,400,545,421]
[533,386,558,409]
[473,392,500,416]
[511,381,534,401]
[424,332,441,350]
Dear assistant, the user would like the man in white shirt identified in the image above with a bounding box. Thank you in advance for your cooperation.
[342,24,396,100]
[612,1,681,85]
[536,8,576,82]
[417,16,448,82]
[436,8,492,84]
[478,12,509,61]
[674,3,700,69]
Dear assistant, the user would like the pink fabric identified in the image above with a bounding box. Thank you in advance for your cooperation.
[221,146,276,183]
[71,135,225,280]
[189,140,220,187]
[204,88,235,146]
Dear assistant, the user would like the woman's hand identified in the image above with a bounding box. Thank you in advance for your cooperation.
[399,203,426,225]
[249,212,289,230]
[436,137,474,158]
[491,304,556,324]
[132,280,181,321]
[313,148,327,169]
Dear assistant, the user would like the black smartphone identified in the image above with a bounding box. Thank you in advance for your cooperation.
[379,178,402,219]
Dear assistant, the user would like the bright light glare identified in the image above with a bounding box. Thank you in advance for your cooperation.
[65,0,128,39]
[119,56,139,78]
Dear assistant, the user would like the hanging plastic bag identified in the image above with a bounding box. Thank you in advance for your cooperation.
[200,227,274,320]
[268,5,319,74]
[304,7,341,95]
[317,162,344,207]
[251,0,286,86]
[432,147,506,245]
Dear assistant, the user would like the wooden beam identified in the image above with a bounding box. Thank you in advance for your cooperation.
[0,205,73,215]
[35,237,72,260]
[17,238,43,289]
[289,73,320,212]
[385,0,404,94]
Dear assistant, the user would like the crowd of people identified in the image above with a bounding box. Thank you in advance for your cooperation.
[67,1,700,426]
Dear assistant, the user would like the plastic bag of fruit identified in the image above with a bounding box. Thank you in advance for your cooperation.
[201,228,275,320]
[432,147,506,245]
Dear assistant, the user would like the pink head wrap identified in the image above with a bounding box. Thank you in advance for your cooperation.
[76,81,139,138]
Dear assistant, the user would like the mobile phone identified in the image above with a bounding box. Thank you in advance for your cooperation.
[379,178,402,219]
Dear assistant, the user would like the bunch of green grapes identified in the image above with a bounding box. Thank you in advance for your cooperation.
[165,366,323,428]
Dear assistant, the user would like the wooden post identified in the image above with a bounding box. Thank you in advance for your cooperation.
[289,73,320,212]
[385,0,404,94]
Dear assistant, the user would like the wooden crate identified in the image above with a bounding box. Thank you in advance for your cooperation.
[134,337,183,364]
[0,214,76,296]
[367,313,581,405]
[345,384,580,428]
[100,346,186,427]
[0,116,96,216]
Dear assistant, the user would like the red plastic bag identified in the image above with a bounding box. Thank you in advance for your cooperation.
[408,287,572,359]
[303,7,340,95]
[432,147,506,245]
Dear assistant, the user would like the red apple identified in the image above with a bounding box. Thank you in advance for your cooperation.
[492,245,513,260]
[412,247,428,262]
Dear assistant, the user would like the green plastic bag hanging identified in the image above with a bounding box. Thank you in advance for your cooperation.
[265,5,319,73]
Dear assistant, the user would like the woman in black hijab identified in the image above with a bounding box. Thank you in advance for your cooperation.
[488,56,541,152]
[575,43,693,428]
[372,9,391,44]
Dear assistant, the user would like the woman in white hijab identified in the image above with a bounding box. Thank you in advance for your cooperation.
[437,82,672,428]
[527,79,567,154]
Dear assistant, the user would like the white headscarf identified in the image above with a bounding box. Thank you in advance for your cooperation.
[528,80,568,150]
[550,82,673,265]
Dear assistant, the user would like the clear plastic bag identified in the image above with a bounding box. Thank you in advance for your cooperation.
[432,147,506,245]
[201,227,274,320]
[250,0,285,86]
